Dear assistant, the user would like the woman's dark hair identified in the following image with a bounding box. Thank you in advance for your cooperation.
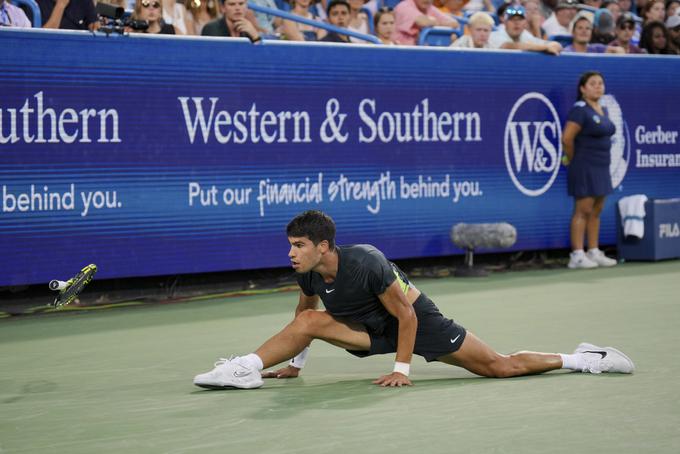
[576,71,604,100]
[287,210,336,250]
[374,6,393,28]
[639,21,676,54]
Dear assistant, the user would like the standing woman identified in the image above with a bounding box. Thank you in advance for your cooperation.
[562,71,618,269]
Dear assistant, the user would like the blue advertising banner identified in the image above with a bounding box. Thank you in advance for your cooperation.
[1,29,679,286]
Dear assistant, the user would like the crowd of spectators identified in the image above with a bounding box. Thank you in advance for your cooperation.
[2,0,679,54]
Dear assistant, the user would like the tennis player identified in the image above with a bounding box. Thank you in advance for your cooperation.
[194,210,634,389]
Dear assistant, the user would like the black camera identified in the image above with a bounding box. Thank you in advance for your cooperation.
[96,3,149,34]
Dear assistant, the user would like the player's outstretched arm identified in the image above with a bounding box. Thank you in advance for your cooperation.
[262,291,318,379]
[373,281,417,387]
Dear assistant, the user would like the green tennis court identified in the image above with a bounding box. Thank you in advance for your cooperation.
[2,261,679,453]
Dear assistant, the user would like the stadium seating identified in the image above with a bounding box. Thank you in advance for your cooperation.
[361,7,375,35]
[381,0,402,9]
[548,34,573,46]
[14,0,41,27]
[418,26,463,46]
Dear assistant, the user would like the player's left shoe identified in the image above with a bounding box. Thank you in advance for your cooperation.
[193,356,264,389]
[574,343,635,374]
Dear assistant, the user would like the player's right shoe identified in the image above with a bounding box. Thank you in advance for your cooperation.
[568,251,598,269]
[586,249,617,267]
[193,356,264,389]
[573,343,635,374]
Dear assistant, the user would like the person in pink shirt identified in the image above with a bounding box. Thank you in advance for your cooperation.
[394,0,459,45]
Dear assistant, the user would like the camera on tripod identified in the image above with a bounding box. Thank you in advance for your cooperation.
[96,2,149,34]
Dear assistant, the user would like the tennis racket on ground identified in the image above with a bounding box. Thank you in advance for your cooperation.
[49,264,98,308]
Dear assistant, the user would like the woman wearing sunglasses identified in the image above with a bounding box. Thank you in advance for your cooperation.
[131,0,176,34]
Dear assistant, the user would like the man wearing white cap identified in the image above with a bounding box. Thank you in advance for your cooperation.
[488,4,562,54]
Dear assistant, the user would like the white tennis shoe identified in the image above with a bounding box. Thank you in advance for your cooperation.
[193,356,264,389]
[586,249,617,267]
[573,342,635,374]
[568,251,598,269]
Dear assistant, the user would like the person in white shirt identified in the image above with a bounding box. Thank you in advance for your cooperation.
[542,0,577,37]
[488,4,562,54]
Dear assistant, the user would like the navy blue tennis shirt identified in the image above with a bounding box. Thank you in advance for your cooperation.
[296,244,411,335]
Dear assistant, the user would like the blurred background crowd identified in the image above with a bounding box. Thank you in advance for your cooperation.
[2,0,679,53]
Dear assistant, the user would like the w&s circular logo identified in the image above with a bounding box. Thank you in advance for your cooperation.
[600,94,630,189]
[504,92,562,197]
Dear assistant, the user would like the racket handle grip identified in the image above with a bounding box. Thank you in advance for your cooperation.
[49,280,68,291]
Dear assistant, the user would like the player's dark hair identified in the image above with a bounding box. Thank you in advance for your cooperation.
[287,210,336,250]
[576,70,604,100]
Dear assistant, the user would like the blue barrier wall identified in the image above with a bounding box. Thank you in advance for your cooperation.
[1,29,679,286]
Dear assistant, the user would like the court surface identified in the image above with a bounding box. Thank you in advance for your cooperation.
[1,261,679,454]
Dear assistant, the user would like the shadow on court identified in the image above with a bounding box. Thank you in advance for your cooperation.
[188,373,578,419]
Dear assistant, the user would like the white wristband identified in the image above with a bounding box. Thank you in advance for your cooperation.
[289,346,310,369]
[393,361,410,377]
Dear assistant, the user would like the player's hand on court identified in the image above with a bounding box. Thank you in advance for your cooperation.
[261,365,300,379]
[373,372,412,387]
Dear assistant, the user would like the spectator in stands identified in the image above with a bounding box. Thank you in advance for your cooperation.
[249,0,281,34]
[618,0,632,11]
[183,0,219,35]
[281,0,324,40]
[563,12,625,51]
[0,0,32,27]
[609,11,647,50]
[450,10,494,47]
[667,0,680,17]
[38,0,99,30]
[642,0,666,23]
[604,0,622,22]
[667,14,680,49]
[522,0,546,39]
[202,0,261,40]
[436,0,468,17]
[543,0,578,37]
[347,0,370,41]
[592,7,616,42]
[320,0,351,41]
[393,0,460,45]
[562,71,618,269]
[374,6,396,44]
[640,20,679,52]
[463,0,493,13]
[162,0,188,33]
[488,5,562,53]
[130,0,175,33]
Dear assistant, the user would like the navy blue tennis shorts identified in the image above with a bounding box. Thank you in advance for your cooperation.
[346,293,466,362]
